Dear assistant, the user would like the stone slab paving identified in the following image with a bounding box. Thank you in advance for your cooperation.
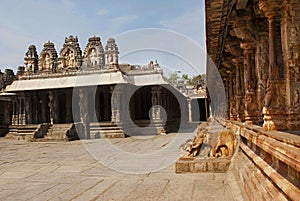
[0,131,243,201]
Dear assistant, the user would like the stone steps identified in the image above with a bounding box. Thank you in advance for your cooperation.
[5,124,39,140]
[43,124,72,141]
[90,122,125,139]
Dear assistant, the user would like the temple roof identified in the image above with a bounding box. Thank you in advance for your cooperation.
[5,71,169,92]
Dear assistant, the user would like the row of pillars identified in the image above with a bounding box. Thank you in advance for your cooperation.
[11,85,165,127]
[225,1,281,130]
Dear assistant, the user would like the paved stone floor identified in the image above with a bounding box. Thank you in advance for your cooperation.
[0,131,241,201]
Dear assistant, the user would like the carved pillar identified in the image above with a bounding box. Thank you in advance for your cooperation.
[224,77,230,119]
[241,41,258,124]
[25,95,32,124]
[48,91,56,125]
[11,101,17,125]
[267,13,279,80]
[256,32,269,125]
[188,98,192,122]
[110,86,121,123]
[151,86,162,122]
[79,88,90,139]
[259,1,281,130]
[18,98,26,125]
[233,58,244,121]
[229,71,236,120]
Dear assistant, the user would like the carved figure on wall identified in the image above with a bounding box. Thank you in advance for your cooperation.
[89,48,97,66]
[294,89,300,106]
[64,49,75,67]
[211,129,237,157]
[69,50,75,67]
[245,93,258,111]
[25,60,34,72]
[264,82,273,107]
[44,54,51,70]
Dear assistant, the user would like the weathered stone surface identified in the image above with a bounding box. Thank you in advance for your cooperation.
[0,134,244,200]
[175,157,231,173]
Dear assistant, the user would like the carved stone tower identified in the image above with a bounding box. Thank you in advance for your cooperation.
[105,38,119,69]
[24,45,38,74]
[58,35,82,72]
[82,36,105,70]
[38,41,58,73]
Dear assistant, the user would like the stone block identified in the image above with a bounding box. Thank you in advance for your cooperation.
[175,157,231,173]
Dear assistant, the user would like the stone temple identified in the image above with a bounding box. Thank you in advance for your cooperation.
[0,0,300,200]
[0,35,208,140]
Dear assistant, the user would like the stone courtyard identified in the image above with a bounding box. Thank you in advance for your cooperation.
[0,128,246,201]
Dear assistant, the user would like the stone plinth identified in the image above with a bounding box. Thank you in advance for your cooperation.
[175,157,231,173]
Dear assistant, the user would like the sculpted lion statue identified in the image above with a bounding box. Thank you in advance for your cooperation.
[180,127,207,157]
[211,129,237,157]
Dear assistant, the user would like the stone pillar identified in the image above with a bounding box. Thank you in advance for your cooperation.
[41,95,47,123]
[48,91,56,125]
[11,101,17,125]
[267,12,279,80]
[110,86,121,123]
[95,90,100,122]
[79,88,90,139]
[151,86,162,122]
[66,91,72,123]
[25,95,32,124]
[229,71,236,120]
[241,41,258,124]
[259,1,281,130]
[121,86,131,124]
[224,77,230,120]
[233,58,244,122]
[256,32,269,125]
[18,98,25,125]
[188,98,192,122]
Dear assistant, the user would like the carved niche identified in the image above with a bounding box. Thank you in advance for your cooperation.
[58,35,82,71]
[38,41,58,72]
[82,36,105,69]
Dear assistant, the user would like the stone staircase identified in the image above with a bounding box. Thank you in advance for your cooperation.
[41,124,75,141]
[90,122,125,139]
[5,124,40,140]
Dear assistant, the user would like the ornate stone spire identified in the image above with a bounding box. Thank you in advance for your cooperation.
[105,38,119,69]
[82,36,105,70]
[24,45,38,73]
[38,41,58,72]
[58,35,82,71]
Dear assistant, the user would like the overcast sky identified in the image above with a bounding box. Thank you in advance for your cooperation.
[0,0,206,76]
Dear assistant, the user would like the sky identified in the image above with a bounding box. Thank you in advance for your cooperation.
[0,0,206,77]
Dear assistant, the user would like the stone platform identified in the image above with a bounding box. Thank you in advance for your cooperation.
[0,132,247,201]
[176,157,231,173]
